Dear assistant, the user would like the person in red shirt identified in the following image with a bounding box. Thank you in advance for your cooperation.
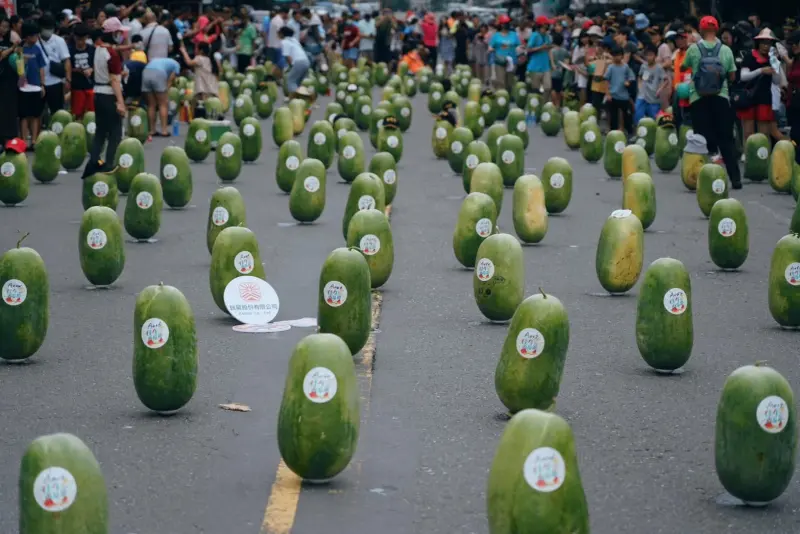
[420,13,438,66]
[341,12,361,68]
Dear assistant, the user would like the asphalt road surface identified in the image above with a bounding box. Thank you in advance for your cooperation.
[0,90,799,534]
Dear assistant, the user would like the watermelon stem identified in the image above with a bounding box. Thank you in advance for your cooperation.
[539,287,547,298]
[755,360,768,367]
[16,231,30,248]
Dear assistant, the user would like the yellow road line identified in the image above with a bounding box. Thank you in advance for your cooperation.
[260,203,393,533]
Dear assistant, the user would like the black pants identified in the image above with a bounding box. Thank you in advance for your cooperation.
[789,107,800,164]
[690,96,741,184]
[90,93,122,167]
[45,82,64,115]
[608,98,633,135]
[426,45,437,66]
[237,54,251,73]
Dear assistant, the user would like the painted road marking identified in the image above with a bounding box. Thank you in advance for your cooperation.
[260,204,392,534]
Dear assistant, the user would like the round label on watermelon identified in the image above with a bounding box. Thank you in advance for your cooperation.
[519,88,527,96]
[131,115,142,127]
[242,124,256,137]
[357,195,375,211]
[141,318,169,349]
[2,279,27,306]
[530,97,539,108]
[465,155,479,170]
[497,97,507,106]
[33,467,77,512]
[337,128,347,138]
[451,141,463,154]
[407,79,414,87]
[610,209,631,219]
[359,234,381,256]
[52,122,63,134]
[136,191,154,209]
[756,396,789,433]
[549,173,565,189]
[387,136,399,148]
[54,145,61,159]
[475,258,494,281]
[501,150,515,164]
[304,176,320,193]
[584,131,596,143]
[235,98,244,108]
[663,288,688,315]
[86,122,96,134]
[86,228,107,250]
[342,146,356,159]
[303,367,338,403]
[757,147,769,160]
[234,251,255,274]
[345,95,353,104]
[195,130,207,143]
[636,138,647,148]
[784,263,800,286]
[668,133,679,146]
[523,447,565,493]
[260,94,270,104]
[401,107,411,118]
[313,133,326,145]
[1,162,17,176]
[478,117,485,128]
[92,181,109,198]
[221,143,235,158]
[162,164,178,180]
[481,104,490,114]
[361,105,371,115]
[712,179,726,194]
[383,169,396,184]
[323,280,347,307]
[637,126,647,137]
[211,206,229,226]
[286,156,300,170]
[540,113,551,123]
[435,127,447,140]
[614,141,625,154]
[516,328,545,358]
[475,217,492,237]
[717,217,736,237]
[432,91,442,100]
[119,153,133,168]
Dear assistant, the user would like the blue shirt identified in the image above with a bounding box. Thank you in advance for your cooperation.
[262,15,271,34]
[174,19,187,36]
[489,31,520,65]
[22,44,47,88]
[526,32,551,73]
[144,57,181,76]
[604,62,636,100]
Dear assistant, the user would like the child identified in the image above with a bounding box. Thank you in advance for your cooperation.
[549,33,570,108]
[603,45,635,135]
[19,21,47,148]
[634,43,668,124]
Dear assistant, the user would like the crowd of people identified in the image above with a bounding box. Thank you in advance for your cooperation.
[0,2,796,191]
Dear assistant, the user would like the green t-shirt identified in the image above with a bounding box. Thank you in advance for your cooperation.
[238,24,257,56]
[682,39,736,104]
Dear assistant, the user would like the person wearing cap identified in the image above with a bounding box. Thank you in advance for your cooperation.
[621,8,635,28]
[488,15,519,91]
[737,28,785,148]
[682,15,740,187]
[527,16,553,102]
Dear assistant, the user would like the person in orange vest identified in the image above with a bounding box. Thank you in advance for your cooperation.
[399,41,426,74]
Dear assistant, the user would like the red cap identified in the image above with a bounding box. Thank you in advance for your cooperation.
[535,15,553,26]
[5,138,26,154]
[699,16,719,32]
[497,14,511,24]
[582,20,594,30]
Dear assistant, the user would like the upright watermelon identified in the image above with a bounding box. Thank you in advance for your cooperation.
[768,233,800,327]
[496,135,524,187]
[337,131,366,183]
[79,206,125,287]
[473,233,524,321]
[541,158,573,214]
[622,144,650,182]
[289,158,327,223]
[369,152,398,206]
[769,140,795,193]
[603,130,626,178]
[160,146,192,208]
[82,169,119,211]
[215,132,243,182]
[133,283,198,413]
[563,111,581,149]
[486,123,508,162]
[185,119,211,162]
[462,140,492,194]
[307,120,336,169]
[470,162,504,215]
[113,137,145,194]
[276,140,303,193]
[709,198,749,270]
[346,208,394,288]
[579,120,602,162]
[635,117,657,155]
[206,186,247,253]
[448,127,475,175]
[744,133,770,181]
[272,107,294,147]
[596,210,644,294]
[654,126,680,171]
[239,117,262,163]
[124,173,163,240]
[681,152,708,191]
[32,131,62,183]
[209,226,266,313]
[696,163,728,217]
[60,122,87,171]
[513,174,548,244]
[342,172,386,239]
[0,150,29,206]
[622,172,656,230]
[453,192,498,268]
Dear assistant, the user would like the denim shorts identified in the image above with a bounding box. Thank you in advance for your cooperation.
[342,48,359,61]
[141,69,168,94]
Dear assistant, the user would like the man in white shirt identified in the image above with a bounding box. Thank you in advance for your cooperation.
[279,26,309,98]
[268,6,288,69]
[358,12,376,61]
[124,7,146,39]
[39,14,71,115]
[138,10,172,60]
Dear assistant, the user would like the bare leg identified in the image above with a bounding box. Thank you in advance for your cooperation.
[157,92,169,135]
[147,92,157,135]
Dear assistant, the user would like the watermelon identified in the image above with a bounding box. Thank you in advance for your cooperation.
[496,135,524,187]
[453,192,498,269]
[622,144,650,182]
[82,170,119,211]
[486,124,508,162]
[768,233,800,327]
[654,126,680,171]
[579,120,602,162]
[239,117,262,162]
[276,140,303,193]
[542,157,573,214]
[337,131,366,184]
[622,172,657,230]
[462,141,491,194]
[507,108,528,148]
[596,210,644,294]
[79,206,125,287]
[603,130,626,179]
[307,121,336,169]
[470,162,504,215]
[432,120,453,160]
[635,117,657,155]
[346,208,394,288]
[369,152,398,206]
[513,174,548,244]
[539,108,561,137]
[207,186,246,253]
[473,233,524,322]
[0,150,30,206]
[160,146,192,209]
[709,198,749,270]
[696,164,728,217]
[448,127,475,175]
[290,158,327,223]
[209,226,266,313]
[681,153,708,191]
[769,140,795,193]
[744,133,770,181]
[563,111,581,149]
[342,172,386,240]
[124,173,163,240]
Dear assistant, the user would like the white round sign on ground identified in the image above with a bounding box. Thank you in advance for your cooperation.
[92,182,109,198]
[303,367,338,403]
[2,279,26,305]
[162,164,178,180]
[86,122,96,134]
[663,288,688,315]
[523,447,565,493]
[223,275,280,325]
[718,217,736,237]
[243,124,256,137]
[119,154,133,168]
[232,323,291,333]
[756,395,789,433]
[33,466,77,512]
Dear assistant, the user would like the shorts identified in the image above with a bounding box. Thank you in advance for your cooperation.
[286,61,310,93]
[141,69,168,94]
[71,89,95,118]
[342,48,359,61]
[18,89,44,119]
[551,77,563,92]
[737,104,774,122]
[527,71,552,92]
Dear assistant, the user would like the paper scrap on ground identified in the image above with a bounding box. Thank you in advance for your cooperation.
[219,403,251,412]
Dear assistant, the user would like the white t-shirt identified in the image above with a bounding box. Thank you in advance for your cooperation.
[125,18,143,39]
[40,34,70,86]
[138,24,172,59]
[268,15,285,49]
[282,36,309,65]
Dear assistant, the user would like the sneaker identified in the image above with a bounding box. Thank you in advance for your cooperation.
[731,181,743,190]
[711,154,724,166]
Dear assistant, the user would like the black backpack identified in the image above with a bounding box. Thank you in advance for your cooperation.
[693,41,725,97]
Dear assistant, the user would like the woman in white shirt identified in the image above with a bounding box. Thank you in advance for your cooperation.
[279,26,309,99]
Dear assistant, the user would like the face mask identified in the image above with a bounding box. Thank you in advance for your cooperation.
[41,29,53,38]
[115,33,125,44]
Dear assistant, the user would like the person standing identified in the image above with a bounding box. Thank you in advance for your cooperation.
[472,24,489,83]
[69,24,95,119]
[453,11,469,68]
[268,6,287,69]
[488,16,519,90]
[19,21,47,147]
[603,45,636,136]
[358,12,376,63]
[341,12,360,68]
[420,13,437,66]
[236,13,257,73]
[0,16,20,146]
[682,16,740,188]
[527,16,554,102]
[138,10,172,60]
[39,15,72,115]
[374,9,394,66]
[634,43,668,122]
[785,30,800,163]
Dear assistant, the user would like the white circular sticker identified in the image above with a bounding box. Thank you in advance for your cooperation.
[784,262,800,286]
[319,77,327,84]
[359,234,381,255]
[614,141,625,154]
[136,191,153,209]
[141,317,169,348]
[195,130,207,143]
[223,276,280,325]
[131,115,142,127]
[33,467,77,512]
[361,104,371,115]
[637,126,647,137]
[2,279,27,306]
[718,217,736,237]
[465,154,479,170]
[86,228,107,250]
[357,195,375,210]
[757,147,769,160]
[119,154,133,168]
[235,97,244,108]
[323,280,347,307]
[421,76,428,83]
[339,73,346,80]
[519,88,527,96]
[475,217,492,237]
[342,146,356,160]
[432,91,441,100]
[540,112,551,123]
[243,88,252,97]
[515,121,527,133]
[501,150,515,165]
[475,257,494,281]
[169,100,177,112]
[663,288,688,315]
[304,176,320,192]
[711,179,726,194]
[337,128,347,139]
[687,129,694,137]
[531,97,540,108]
[636,138,647,148]
[757,396,789,433]
[383,169,396,184]
[517,328,545,358]
[54,145,62,159]
[162,164,178,180]
[406,79,414,87]
[234,251,255,274]
[481,103,491,114]
[610,209,632,219]
[584,131,596,143]
[478,117,485,128]
[286,156,300,170]
[549,173,565,189]
[242,124,256,137]
[303,367,338,403]
[387,136,399,148]
[313,132,326,146]
[86,122,96,134]
[92,181,109,198]
[345,95,353,104]
[668,133,679,146]
[211,206,230,226]
[221,143,234,158]
[52,122,64,134]
[435,127,447,140]
[347,84,357,91]
[497,97,507,106]
[461,78,468,86]
[401,107,411,118]
[233,79,240,87]
[260,94,270,104]
[523,447,566,493]
[451,141,463,154]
